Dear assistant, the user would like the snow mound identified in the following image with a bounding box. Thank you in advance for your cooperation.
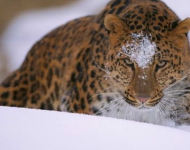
[0,106,190,150]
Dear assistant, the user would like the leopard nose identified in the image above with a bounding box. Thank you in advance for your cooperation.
[137,96,151,103]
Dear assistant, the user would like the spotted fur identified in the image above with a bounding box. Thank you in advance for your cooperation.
[1,0,190,126]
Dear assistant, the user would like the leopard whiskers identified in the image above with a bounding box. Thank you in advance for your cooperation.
[164,89,190,95]
[91,69,115,78]
[160,97,177,118]
[120,101,127,119]
[164,68,190,91]
[124,102,129,120]
[94,97,123,116]
[115,100,126,119]
[92,58,110,74]
[161,99,175,113]
[162,95,176,104]
[158,101,171,118]
[164,94,181,97]
[158,104,166,118]
[164,76,187,91]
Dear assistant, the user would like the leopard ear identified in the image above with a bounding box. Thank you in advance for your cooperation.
[104,14,126,33]
[169,18,190,39]
[168,18,190,51]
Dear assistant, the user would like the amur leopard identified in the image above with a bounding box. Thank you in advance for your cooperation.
[1,0,190,126]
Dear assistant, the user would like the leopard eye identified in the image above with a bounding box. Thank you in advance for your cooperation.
[157,60,168,68]
[124,58,134,65]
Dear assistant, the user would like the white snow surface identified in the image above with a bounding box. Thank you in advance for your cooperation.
[1,106,190,150]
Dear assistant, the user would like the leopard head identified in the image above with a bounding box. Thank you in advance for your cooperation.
[104,14,190,111]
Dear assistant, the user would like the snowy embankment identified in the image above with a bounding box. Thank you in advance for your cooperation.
[1,106,190,150]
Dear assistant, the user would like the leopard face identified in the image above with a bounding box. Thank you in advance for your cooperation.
[103,14,190,110]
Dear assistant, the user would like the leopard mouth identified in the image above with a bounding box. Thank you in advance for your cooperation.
[124,97,141,107]
[124,96,163,110]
